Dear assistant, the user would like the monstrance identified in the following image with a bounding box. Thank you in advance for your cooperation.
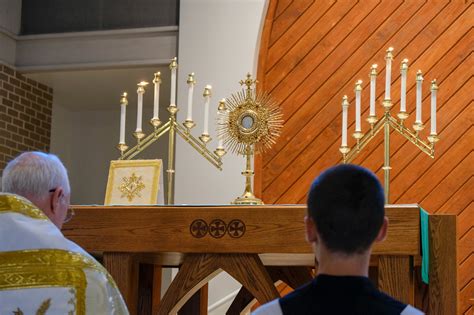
[218,74,283,205]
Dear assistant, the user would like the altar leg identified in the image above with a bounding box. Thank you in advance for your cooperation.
[219,254,279,303]
[157,253,278,315]
[226,266,313,315]
[103,252,139,315]
[157,254,221,315]
[378,255,414,305]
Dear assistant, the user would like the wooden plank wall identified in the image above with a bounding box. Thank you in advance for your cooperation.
[255,1,473,313]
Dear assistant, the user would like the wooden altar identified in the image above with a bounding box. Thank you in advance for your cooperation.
[63,204,457,314]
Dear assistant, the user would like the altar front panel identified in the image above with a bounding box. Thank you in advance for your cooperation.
[64,205,419,255]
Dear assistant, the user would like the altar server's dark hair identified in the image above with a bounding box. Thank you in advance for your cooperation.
[307,164,385,254]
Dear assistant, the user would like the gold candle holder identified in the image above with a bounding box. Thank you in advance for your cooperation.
[183,73,197,132]
[116,58,224,205]
[214,147,226,157]
[168,105,179,115]
[397,111,409,130]
[183,120,196,132]
[150,72,162,129]
[133,131,145,140]
[199,133,212,144]
[116,143,129,157]
[150,117,162,128]
[339,47,440,204]
[339,146,350,163]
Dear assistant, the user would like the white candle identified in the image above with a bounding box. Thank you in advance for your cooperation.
[415,70,423,123]
[341,96,349,147]
[170,57,177,106]
[369,64,377,117]
[136,81,148,132]
[355,80,362,132]
[186,73,196,121]
[153,72,161,119]
[119,92,128,144]
[400,59,409,112]
[430,80,438,134]
[217,99,226,149]
[384,47,394,100]
[203,85,212,135]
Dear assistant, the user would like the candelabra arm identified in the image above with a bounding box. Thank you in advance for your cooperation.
[175,123,223,170]
[119,121,171,160]
[344,116,386,163]
[387,116,434,157]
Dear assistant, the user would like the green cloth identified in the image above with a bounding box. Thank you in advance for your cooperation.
[420,207,429,284]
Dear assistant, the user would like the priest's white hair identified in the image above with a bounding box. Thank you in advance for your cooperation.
[2,152,70,198]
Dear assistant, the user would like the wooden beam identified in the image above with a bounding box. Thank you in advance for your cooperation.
[428,214,458,314]
[65,205,420,256]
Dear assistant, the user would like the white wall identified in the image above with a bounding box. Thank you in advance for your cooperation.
[176,0,267,312]
[0,0,21,65]
[50,100,171,205]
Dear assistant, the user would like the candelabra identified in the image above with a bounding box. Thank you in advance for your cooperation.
[116,58,225,205]
[339,47,440,204]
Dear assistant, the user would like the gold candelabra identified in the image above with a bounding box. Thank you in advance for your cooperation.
[339,47,440,204]
[116,58,225,205]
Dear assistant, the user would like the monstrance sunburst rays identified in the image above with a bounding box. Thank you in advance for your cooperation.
[217,76,283,156]
[218,73,283,205]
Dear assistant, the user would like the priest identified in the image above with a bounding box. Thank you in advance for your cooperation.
[0,152,129,314]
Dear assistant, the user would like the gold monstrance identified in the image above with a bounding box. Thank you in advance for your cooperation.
[219,74,283,205]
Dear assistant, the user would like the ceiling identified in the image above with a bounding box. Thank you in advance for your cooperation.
[27,65,171,111]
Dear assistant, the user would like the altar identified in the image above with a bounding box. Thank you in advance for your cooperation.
[63,204,457,314]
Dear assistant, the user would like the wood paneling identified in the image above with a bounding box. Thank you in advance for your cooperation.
[256,1,473,312]
[66,205,419,256]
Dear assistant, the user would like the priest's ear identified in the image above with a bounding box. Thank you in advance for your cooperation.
[304,215,318,244]
[49,187,67,228]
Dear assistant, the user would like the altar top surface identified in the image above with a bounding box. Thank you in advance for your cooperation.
[64,204,420,257]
